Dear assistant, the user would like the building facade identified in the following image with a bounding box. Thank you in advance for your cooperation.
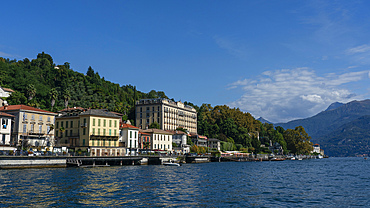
[55,108,123,156]
[135,98,197,134]
[120,121,139,155]
[0,112,14,151]
[0,105,56,151]
[208,138,221,151]
[141,129,173,152]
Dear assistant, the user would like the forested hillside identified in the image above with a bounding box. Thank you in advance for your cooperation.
[0,52,168,121]
[0,52,313,154]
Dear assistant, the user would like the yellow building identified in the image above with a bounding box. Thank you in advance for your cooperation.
[135,98,197,133]
[55,108,124,156]
[0,105,57,151]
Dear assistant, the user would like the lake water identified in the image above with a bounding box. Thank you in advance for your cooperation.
[0,157,369,207]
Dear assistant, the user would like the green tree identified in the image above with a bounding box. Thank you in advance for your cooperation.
[49,88,58,111]
[7,91,27,105]
[149,122,160,129]
[284,126,313,154]
[26,84,36,100]
[63,89,71,108]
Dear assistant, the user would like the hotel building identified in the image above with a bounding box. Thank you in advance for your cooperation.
[0,105,57,151]
[55,108,124,156]
[135,98,197,134]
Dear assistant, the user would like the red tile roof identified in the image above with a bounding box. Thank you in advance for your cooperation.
[0,105,57,115]
[0,112,15,117]
[120,123,139,129]
[2,87,14,93]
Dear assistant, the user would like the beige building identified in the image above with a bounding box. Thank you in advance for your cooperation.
[0,105,57,151]
[55,108,123,156]
[135,98,197,133]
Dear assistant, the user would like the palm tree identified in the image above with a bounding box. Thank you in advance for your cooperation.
[63,89,71,108]
[26,84,36,100]
[49,88,58,111]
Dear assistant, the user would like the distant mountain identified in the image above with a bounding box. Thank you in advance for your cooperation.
[325,102,344,111]
[257,117,272,124]
[277,99,370,156]
[315,115,370,157]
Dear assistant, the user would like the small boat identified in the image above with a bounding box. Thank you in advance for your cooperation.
[163,160,181,166]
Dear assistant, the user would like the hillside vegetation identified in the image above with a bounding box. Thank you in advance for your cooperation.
[1,52,313,154]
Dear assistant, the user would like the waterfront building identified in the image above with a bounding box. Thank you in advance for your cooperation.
[140,129,173,153]
[190,134,208,148]
[0,105,57,151]
[0,112,15,151]
[139,131,152,152]
[207,138,221,151]
[171,130,190,154]
[312,144,323,155]
[135,98,197,134]
[119,121,139,155]
[55,107,123,156]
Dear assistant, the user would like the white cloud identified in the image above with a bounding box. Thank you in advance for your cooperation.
[346,44,370,55]
[228,68,369,123]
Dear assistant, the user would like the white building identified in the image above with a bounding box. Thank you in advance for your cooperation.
[141,129,173,153]
[172,130,190,154]
[0,112,14,151]
[0,86,14,98]
[120,121,139,155]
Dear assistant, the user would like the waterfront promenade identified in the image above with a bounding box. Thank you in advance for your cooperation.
[0,154,319,169]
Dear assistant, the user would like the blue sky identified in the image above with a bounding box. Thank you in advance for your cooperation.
[1,0,370,123]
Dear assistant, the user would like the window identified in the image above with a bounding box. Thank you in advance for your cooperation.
[39,125,42,133]
[56,131,58,137]
[114,120,117,127]
[56,122,59,129]
[61,121,64,127]
[93,128,95,135]
[93,119,95,126]
[23,124,27,133]
[130,131,132,138]
[31,115,35,120]
[31,124,34,133]
[66,121,69,128]
[109,129,111,136]
[39,116,43,121]
[83,128,86,135]
[65,130,68,137]
[23,113,27,121]
[70,121,73,128]
[152,107,154,111]
[98,129,100,135]
[109,120,112,127]
[130,140,132,148]
[103,129,106,136]
[92,140,95,146]
[109,140,111,146]
[83,118,86,126]
[114,129,116,136]
[135,132,137,138]
[146,107,149,111]
[70,130,72,136]
[98,119,101,126]
[47,117,50,122]
[47,126,50,134]
[140,107,142,112]
[158,106,160,111]
[83,139,85,146]
[104,119,106,127]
